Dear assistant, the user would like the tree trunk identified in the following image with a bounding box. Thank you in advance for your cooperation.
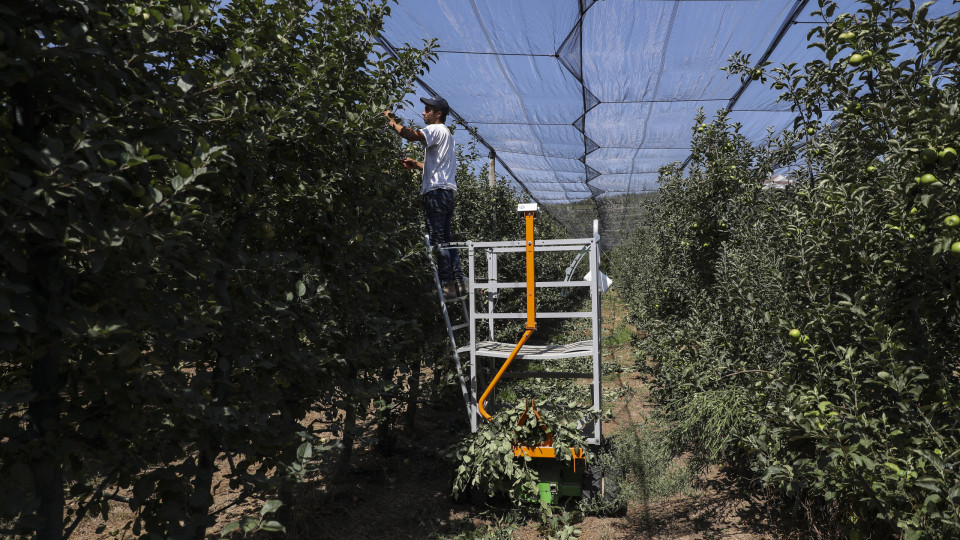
[376,365,396,456]
[187,440,220,539]
[30,353,63,540]
[18,78,65,540]
[404,353,422,430]
[184,219,244,539]
[334,399,358,480]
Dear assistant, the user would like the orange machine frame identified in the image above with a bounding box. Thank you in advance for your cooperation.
[511,399,586,470]
[475,208,585,470]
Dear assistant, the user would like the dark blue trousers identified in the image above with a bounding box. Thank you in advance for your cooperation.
[423,188,465,283]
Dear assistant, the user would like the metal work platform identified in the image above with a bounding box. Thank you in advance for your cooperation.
[424,216,605,450]
[465,340,594,360]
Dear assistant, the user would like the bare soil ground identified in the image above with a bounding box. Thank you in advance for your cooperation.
[72,292,796,539]
[501,294,792,540]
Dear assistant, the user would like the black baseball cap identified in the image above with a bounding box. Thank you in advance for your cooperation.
[420,95,450,113]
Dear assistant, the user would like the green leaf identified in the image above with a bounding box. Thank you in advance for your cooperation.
[133,477,154,501]
[260,499,284,516]
[112,342,140,367]
[296,442,312,461]
[915,477,941,493]
[176,161,192,178]
[177,77,194,93]
[240,516,259,533]
[220,521,240,538]
[259,521,286,533]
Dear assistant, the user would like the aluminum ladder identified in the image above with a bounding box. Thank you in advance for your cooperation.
[424,236,473,423]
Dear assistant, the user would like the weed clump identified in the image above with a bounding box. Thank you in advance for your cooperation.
[450,400,593,507]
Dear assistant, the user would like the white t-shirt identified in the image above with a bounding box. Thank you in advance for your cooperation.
[420,123,456,194]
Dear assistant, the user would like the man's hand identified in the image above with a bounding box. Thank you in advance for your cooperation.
[400,158,422,170]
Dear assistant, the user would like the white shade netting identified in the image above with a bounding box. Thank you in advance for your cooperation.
[381,0,960,248]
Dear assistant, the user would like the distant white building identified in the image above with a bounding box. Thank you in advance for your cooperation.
[762,174,795,190]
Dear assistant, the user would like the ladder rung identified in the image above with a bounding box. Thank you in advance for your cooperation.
[431,242,469,249]
[472,312,593,320]
[451,322,469,331]
[478,280,590,289]
[502,371,594,379]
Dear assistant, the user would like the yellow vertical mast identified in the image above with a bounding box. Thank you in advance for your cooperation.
[477,203,538,420]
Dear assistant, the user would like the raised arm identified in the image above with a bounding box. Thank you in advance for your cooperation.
[383,110,425,143]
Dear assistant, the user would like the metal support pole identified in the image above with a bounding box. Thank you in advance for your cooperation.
[469,244,478,432]
[487,251,497,341]
[591,220,602,444]
[488,150,496,188]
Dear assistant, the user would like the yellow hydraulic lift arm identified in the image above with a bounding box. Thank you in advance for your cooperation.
[477,204,538,420]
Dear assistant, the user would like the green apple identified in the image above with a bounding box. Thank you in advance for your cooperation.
[920,148,939,164]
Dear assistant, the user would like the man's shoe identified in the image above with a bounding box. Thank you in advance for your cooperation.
[441,281,459,301]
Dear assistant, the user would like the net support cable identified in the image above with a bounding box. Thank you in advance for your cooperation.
[680,0,811,172]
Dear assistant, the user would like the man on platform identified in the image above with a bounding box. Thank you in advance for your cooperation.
[383,96,467,301]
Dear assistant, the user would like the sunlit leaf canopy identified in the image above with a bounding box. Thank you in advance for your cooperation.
[379,0,958,247]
